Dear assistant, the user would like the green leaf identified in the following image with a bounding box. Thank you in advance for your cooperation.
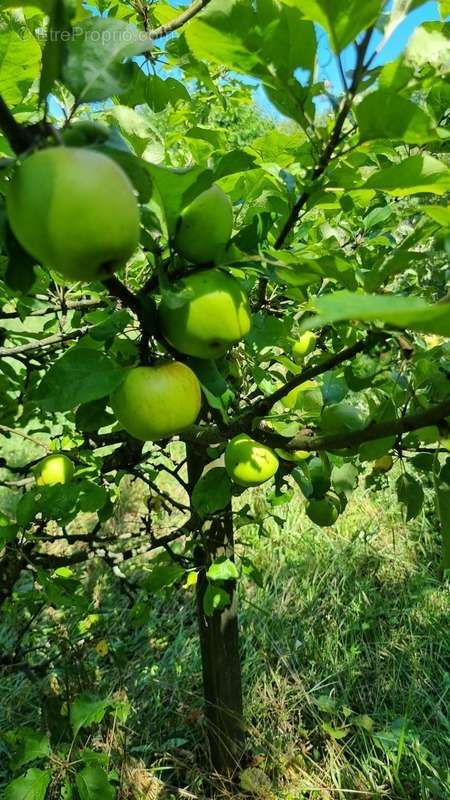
[187,358,234,422]
[4,768,52,800]
[355,91,438,144]
[241,555,264,588]
[122,68,190,111]
[207,557,238,582]
[284,0,384,52]
[39,0,73,102]
[62,18,153,102]
[144,563,184,593]
[396,473,424,521]
[16,484,79,527]
[7,730,50,771]
[364,155,450,196]
[75,766,115,800]
[203,584,231,616]
[34,348,125,412]
[146,163,212,236]
[192,468,232,518]
[332,463,359,496]
[435,483,450,570]
[89,310,131,341]
[305,291,450,337]
[419,204,450,227]
[0,27,42,105]
[70,694,109,736]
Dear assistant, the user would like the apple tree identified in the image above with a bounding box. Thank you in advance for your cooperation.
[0,0,449,788]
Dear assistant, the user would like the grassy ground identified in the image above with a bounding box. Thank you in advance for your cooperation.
[1,470,449,799]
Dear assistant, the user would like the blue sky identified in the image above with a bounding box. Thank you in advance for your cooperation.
[254,0,443,114]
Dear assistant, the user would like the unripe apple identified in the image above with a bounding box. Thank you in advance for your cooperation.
[61,120,110,147]
[225,434,279,487]
[275,448,310,463]
[33,454,75,486]
[110,362,201,441]
[373,454,393,472]
[174,185,233,264]
[159,269,252,360]
[305,492,340,527]
[292,331,316,363]
[6,147,140,282]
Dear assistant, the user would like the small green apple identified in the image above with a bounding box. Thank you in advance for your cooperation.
[275,448,310,463]
[174,185,233,264]
[34,454,75,486]
[373,454,393,472]
[308,456,331,498]
[225,434,279,487]
[6,146,140,282]
[305,492,340,527]
[159,268,252,359]
[292,331,317,363]
[61,120,110,147]
[110,362,202,441]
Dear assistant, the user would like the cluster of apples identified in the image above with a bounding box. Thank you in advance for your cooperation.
[7,144,330,495]
[4,145,260,488]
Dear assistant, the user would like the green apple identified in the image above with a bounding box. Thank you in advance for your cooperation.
[6,146,140,282]
[61,120,110,147]
[110,362,201,441]
[174,185,233,264]
[34,454,75,486]
[308,456,331,498]
[275,448,310,463]
[159,268,252,359]
[292,331,317,363]
[373,454,394,472]
[305,492,340,527]
[225,434,279,487]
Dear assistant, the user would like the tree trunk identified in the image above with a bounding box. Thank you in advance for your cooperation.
[186,443,245,775]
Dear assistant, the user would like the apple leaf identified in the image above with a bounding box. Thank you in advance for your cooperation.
[396,473,424,521]
[207,557,239,582]
[364,155,450,196]
[192,468,232,518]
[62,18,153,102]
[39,0,74,103]
[283,0,384,52]
[203,584,231,616]
[355,90,438,144]
[34,348,125,412]
[0,27,42,105]
[304,291,450,337]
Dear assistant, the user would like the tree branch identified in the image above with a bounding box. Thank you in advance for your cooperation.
[0,95,52,155]
[149,0,212,40]
[265,396,450,454]
[0,298,103,320]
[181,397,450,454]
[240,332,384,423]
[0,326,90,357]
